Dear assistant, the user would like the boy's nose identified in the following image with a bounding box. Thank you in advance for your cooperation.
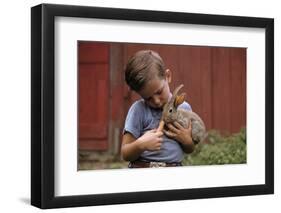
[153,97,161,105]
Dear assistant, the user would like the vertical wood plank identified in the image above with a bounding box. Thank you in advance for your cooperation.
[230,48,247,132]
[199,47,212,131]
[190,47,202,113]
[212,47,231,134]
[179,46,192,103]
[109,43,126,154]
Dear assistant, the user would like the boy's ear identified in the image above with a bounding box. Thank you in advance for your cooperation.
[165,69,172,83]
[174,93,186,107]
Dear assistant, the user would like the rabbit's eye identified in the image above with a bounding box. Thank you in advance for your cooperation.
[169,109,173,113]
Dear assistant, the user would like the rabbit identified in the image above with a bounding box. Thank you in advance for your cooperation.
[158,84,207,144]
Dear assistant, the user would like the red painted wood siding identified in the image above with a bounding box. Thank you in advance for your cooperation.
[78,42,246,152]
[123,44,246,134]
[78,42,110,150]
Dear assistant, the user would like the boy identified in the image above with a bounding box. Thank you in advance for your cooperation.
[121,50,195,168]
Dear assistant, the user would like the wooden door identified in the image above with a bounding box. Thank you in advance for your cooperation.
[78,42,109,150]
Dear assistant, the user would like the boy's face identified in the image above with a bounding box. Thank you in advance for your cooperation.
[138,70,172,109]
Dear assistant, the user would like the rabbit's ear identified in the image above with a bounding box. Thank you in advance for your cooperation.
[172,84,184,97]
[174,93,186,107]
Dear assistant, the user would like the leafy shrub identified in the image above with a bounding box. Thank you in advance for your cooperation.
[183,127,246,166]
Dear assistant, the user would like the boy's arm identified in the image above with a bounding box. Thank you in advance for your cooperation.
[121,130,164,162]
[180,139,195,154]
[121,132,144,162]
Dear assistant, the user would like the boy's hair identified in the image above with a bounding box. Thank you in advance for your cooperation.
[125,50,166,91]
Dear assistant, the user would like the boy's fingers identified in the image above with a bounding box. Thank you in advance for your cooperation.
[173,121,183,130]
[157,146,161,151]
[156,131,164,136]
[167,123,179,133]
[164,130,175,138]
[157,120,165,132]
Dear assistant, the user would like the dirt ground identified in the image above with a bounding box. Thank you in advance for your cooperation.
[78,151,128,170]
[78,160,129,170]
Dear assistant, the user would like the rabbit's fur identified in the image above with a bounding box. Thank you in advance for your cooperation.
[161,84,207,144]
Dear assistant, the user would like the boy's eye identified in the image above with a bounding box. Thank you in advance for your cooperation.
[144,89,163,101]
[156,89,163,95]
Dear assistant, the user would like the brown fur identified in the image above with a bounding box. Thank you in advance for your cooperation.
[160,84,207,144]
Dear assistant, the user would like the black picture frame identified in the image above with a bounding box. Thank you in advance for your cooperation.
[31,3,274,209]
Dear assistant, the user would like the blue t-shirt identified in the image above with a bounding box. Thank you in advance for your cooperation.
[123,98,192,163]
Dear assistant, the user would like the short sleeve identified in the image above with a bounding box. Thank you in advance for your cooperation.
[179,101,192,111]
[123,101,144,139]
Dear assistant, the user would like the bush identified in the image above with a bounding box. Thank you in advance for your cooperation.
[183,127,246,166]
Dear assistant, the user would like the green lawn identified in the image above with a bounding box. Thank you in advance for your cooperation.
[183,128,246,166]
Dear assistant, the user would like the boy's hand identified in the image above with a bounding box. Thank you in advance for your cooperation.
[138,129,163,151]
[164,121,193,146]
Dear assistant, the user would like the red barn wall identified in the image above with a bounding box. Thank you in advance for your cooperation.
[78,42,246,151]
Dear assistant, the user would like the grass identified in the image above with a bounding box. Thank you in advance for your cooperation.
[183,127,246,166]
